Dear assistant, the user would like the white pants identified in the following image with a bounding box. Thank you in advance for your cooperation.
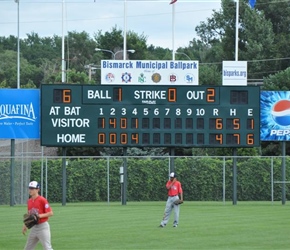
[160,195,180,226]
[24,222,53,250]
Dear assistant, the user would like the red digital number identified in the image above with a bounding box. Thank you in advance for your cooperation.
[120,133,127,144]
[131,133,138,144]
[63,89,71,103]
[120,118,127,129]
[109,133,117,144]
[247,134,254,145]
[98,133,105,144]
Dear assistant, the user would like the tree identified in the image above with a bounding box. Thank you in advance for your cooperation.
[257,0,290,71]
[240,2,275,79]
[94,26,147,60]
[263,67,290,90]
[21,32,61,67]
[0,35,18,52]
[199,64,222,85]
[0,50,41,88]
[146,45,171,60]
[66,31,97,73]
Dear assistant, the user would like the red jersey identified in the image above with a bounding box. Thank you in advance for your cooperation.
[27,196,52,224]
[166,180,183,196]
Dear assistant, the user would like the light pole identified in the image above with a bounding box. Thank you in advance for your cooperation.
[175,51,192,60]
[84,64,98,81]
[95,48,135,59]
[11,0,20,207]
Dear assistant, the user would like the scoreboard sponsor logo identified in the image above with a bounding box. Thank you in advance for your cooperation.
[105,73,115,83]
[271,100,290,126]
[261,91,290,140]
[0,89,40,139]
[185,74,194,84]
[121,72,132,83]
[151,73,161,83]
[169,74,177,83]
[138,73,146,83]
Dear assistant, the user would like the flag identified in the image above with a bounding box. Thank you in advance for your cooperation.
[169,0,177,4]
[249,0,256,8]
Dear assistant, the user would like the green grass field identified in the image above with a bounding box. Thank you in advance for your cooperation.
[1,201,289,249]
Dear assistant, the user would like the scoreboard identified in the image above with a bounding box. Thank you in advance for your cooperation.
[41,84,260,147]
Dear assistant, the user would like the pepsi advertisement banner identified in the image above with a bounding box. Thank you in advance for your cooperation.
[261,91,290,141]
[0,89,40,139]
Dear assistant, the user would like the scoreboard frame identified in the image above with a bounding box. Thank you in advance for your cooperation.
[41,84,260,148]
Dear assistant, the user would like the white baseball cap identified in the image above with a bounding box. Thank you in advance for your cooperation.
[169,172,177,178]
[28,181,40,189]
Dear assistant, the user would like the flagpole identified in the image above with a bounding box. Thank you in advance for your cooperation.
[235,0,239,61]
[233,0,240,207]
[172,3,175,60]
[15,0,20,89]
[61,0,66,82]
[123,0,127,60]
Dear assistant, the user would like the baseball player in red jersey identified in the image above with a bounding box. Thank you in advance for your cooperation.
[159,172,183,228]
[22,181,54,250]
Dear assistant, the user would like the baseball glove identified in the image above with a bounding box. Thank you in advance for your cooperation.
[23,213,39,229]
[173,199,183,205]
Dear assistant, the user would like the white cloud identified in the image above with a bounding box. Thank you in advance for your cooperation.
[0,0,221,49]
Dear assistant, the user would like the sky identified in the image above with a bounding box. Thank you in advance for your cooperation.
[0,0,221,49]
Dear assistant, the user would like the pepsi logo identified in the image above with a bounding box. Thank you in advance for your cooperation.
[271,100,290,126]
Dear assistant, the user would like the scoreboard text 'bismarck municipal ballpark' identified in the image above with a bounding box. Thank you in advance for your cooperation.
[102,60,198,70]
[41,84,260,147]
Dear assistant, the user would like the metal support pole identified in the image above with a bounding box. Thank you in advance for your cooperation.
[107,157,110,204]
[170,148,175,173]
[88,65,92,81]
[281,142,286,205]
[223,157,226,204]
[45,157,48,199]
[10,139,15,206]
[232,148,237,205]
[11,0,20,207]
[41,146,44,197]
[62,147,67,206]
[271,157,273,204]
[121,148,127,205]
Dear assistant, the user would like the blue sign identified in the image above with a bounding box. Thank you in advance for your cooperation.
[261,91,290,141]
[0,89,40,139]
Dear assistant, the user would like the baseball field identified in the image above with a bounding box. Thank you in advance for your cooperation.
[1,201,289,249]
